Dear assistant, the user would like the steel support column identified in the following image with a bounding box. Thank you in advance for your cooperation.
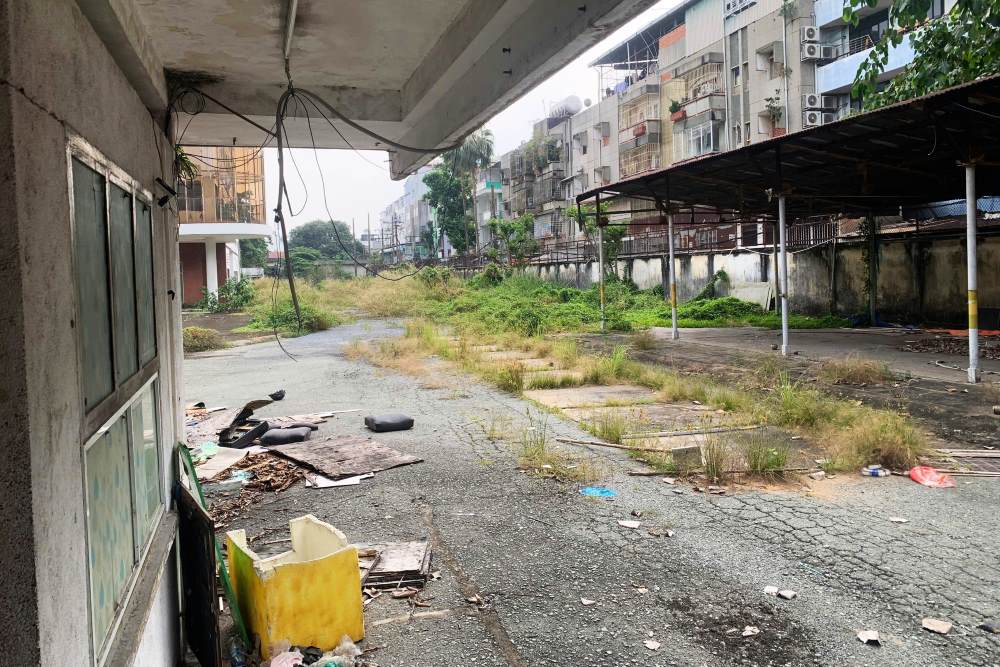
[778,195,789,356]
[966,164,980,383]
[597,192,605,333]
[667,213,678,339]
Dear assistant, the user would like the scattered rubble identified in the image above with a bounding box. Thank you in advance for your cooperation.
[857,630,881,646]
[777,589,798,600]
[643,639,661,651]
[742,626,760,637]
[617,520,642,529]
[922,618,953,635]
[580,598,597,606]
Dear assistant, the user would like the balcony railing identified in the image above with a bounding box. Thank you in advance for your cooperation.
[833,35,874,61]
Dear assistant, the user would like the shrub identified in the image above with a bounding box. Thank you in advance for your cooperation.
[818,355,893,385]
[183,326,226,352]
[193,277,256,313]
[249,301,335,333]
[742,433,790,477]
[702,437,730,482]
[493,363,525,394]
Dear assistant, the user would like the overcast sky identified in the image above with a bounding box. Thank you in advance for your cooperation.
[263,0,679,242]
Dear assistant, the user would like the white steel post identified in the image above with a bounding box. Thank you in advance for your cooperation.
[598,225,606,333]
[778,195,789,356]
[668,213,679,339]
[966,164,980,383]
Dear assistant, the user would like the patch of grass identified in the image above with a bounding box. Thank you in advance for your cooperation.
[583,345,631,384]
[475,412,512,441]
[701,437,729,482]
[551,339,580,367]
[658,373,709,404]
[829,411,926,469]
[492,363,525,394]
[183,326,226,352]
[583,411,630,444]
[632,330,657,350]
[525,372,584,390]
[517,410,598,482]
[818,355,893,385]
[742,432,791,477]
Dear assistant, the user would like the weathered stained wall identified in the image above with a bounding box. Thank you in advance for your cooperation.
[1,0,182,665]
[528,235,1000,326]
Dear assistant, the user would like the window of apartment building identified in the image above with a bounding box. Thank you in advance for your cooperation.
[177,178,203,213]
[927,0,946,19]
[688,122,715,157]
[70,145,163,664]
[732,124,742,146]
[731,65,741,87]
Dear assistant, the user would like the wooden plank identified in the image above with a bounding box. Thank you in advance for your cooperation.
[355,541,430,576]
[177,486,222,667]
[937,450,1000,459]
[266,435,422,479]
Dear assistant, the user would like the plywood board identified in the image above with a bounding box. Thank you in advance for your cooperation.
[194,447,249,480]
[266,436,422,479]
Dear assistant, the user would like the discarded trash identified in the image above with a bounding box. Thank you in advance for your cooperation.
[888,516,909,523]
[635,586,649,594]
[267,435,422,479]
[617,520,641,529]
[268,650,304,667]
[355,541,432,589]
[742,626,760,637]
[201,441,220,457]
[922,618,952,635]
[662,477,675,484]
[808,471,826,481]
[643,639,661,651]
[260,426,313,446]
[305,472,374,489]
[580,486,617,498]
[364,413,415,433]
[665,529,675,538]
[861,465,889,478]
[978,621,998,634]
[777,589,797,600]
[269,389,286,401]
[763,585,779,596]
[390,587,420,599]
[672,488,684,495]
[631,509,643,518]
[194,446,249,480]
[857,630,881,646]
[465,594,484,606]
[581,598,597,606]
[227,515,364,659]
[909,466,956,488]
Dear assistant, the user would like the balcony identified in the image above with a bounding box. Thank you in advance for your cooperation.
[619,82,659,105]
[677,94,726,122]
[619,119,662,147]
[816,35,915,94]
[816,0,890,27]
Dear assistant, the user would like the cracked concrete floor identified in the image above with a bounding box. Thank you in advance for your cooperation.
[185,321,1000,667]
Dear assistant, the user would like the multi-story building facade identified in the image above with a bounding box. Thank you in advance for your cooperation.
[377,165,455,261]
[176,146,270,306]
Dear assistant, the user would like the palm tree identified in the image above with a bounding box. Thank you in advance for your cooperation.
[443,129,494,258]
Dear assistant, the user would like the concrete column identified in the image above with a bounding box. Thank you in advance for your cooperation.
[966,165,980,383]
[205,241,219,295]
[778,196,789,356]
[668,213,679,340]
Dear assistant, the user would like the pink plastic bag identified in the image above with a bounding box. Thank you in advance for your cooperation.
[268,651,304,667]
[908,466,956,488]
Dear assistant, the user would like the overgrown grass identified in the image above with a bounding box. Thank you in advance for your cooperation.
[742,432,791,477]
[818,355,893,385]
[517,410,598,482]
[183,326,226,352]
[582,409,647,444]
[701,437,729,482]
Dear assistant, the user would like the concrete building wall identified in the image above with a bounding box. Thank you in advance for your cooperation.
[0,1,180,665]
[685,0,724,56]
[526,236,1000,326]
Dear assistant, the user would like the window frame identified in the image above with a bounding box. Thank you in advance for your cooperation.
[67,137,159,439]
[66,135,164,666]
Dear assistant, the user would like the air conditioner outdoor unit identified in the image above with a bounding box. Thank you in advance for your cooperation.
[821,46,838,60]
[801,26,820,43]
[803,110,822,127]
[802,94,836,110]
[820,112,837,125]
[801,43,822,61]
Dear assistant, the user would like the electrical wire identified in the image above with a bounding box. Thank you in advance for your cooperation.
[298,93,389,173]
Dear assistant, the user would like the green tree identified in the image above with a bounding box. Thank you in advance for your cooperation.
[848,0,1000,108]
[288,246,323,280]
[288,219,365,259]
[567,202,624,276]
[488,214,539,265]
[239,238,268,268]
[440,129,495,254]
[423,165,475,254]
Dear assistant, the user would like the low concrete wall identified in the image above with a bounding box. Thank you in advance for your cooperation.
[528,235,1000,326]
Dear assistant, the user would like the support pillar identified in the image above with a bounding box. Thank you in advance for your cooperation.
[966,164,980,383]
[777,196,789,356]
[667,213,678,339]
[205,241,219,295]
[598,225,606,333]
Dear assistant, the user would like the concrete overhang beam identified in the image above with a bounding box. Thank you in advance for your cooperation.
[390,0,659,178]
[76,0,168,111]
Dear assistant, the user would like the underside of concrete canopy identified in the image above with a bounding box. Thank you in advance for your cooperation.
[77,0,659,179]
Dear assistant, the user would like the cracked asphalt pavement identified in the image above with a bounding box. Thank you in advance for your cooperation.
[186,321,1000,666]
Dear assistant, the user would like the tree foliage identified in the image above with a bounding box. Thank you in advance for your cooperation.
[288,219,365,259]
[239,238,268,268]
[288,246,323,281]
[566,202,625,275]
[424,129,494,255]
[848,0,1000,108]
[488,214,539,265]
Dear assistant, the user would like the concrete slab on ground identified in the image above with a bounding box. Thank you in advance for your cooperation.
[523,384,657,408]
[481,350,536,361]
[561,403,723,429]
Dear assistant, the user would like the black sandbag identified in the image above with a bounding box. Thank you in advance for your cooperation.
[260,426,313,445]
[280,421,320,431]
[364,413,414,432]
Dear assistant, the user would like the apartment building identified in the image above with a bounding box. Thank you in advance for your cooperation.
[377,165,455,260]
[176,146,270,305]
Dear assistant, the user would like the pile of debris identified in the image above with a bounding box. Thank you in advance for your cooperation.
[900,335,1000,360]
